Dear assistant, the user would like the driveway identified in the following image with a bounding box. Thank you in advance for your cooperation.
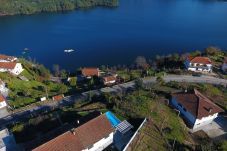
[0,107,10,118]
[192,116,227,140]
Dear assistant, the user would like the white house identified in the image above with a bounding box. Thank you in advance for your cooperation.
[221,58,227,73]
[0,54,17,62]
[33,112,118,151]
[171,89,223,130]
[185,56,212,72]
[102,75,117,85]
[0,62,23,75]
[0,94,7,109]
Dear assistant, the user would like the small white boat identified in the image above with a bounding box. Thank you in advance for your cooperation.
[64,49,75,53]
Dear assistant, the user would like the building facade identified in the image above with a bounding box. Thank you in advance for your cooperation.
[185,56,212,72]
[0,62,23,75]
[171,89,223,129]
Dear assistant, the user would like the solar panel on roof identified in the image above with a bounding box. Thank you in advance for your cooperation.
[116,120,133,134]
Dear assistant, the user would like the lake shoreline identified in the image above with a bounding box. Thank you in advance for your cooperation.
[0,0,118,17]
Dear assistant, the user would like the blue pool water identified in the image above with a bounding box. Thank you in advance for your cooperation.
[105,111,121,127]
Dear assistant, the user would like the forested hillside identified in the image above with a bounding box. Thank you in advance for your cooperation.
[0,0,118,16]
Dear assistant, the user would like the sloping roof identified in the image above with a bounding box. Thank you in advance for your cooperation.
[103,76,116,82]
[0,54,16,61]
[188,57,212,64]
[32,131,83,151]
[33,113,114,151]
[0,95,5,102]
[81,68,99,77]
[52,95,64,101]
[172,89,224,119]
[75,114,114,148]
[0,62,17,69]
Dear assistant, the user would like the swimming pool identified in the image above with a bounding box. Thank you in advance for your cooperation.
[105,111,121,127]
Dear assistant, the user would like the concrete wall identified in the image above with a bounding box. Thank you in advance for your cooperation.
[0,101,7,109]
[193,113,218,129]
[11,63,23,75]
[83,132,113,151]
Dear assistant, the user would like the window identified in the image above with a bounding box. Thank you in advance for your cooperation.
[178,103,182,107]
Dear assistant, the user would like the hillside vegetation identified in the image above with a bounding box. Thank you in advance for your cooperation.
[0,0,118,16]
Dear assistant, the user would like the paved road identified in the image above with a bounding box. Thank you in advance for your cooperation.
[0,75,226,128]
[143,75,227,87]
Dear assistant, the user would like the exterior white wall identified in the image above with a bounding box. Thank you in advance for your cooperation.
[171,97,219,129]
[193,113,218,129]
[10,63,23,75]
[0,101,7,109]
[0,63,23,75]
[83,132,113,151]
[171,98,196,125]
[104,80,116,85]
[185,60,212,72]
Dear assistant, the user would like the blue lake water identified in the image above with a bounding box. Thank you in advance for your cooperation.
[0,0,227,71]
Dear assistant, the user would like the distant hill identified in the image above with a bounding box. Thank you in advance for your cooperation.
[0,0,118,16]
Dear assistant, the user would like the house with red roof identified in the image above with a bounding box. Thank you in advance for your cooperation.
[102,75,117,85]
[171,89,223,130]
[52,95,64,101]
[81,68,100,78]
[0,54,17,62]
[0,62,23,75]
[0,94,7,109]
[32,111,133,151]
[221,57,227,73]
[185,56,212,72]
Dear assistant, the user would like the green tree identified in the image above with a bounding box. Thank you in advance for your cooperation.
[60,69,67,78]
[156,76,165,85]
[57,84,68,94]
[69,77,77,87]
[205,46,221,56]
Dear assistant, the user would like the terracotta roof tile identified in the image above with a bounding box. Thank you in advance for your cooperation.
[189,57,212,64]
[0,94,5,102]
[81,68,99,77]
[75,114,114,149]
[103,76,116,83]
[0,62,17,69]
[0,54,16,61]
[172,89,223,119]
[33,113,114,151]
[32,131,83,151]
[52,95,64,101]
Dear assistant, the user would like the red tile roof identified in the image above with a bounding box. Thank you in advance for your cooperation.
[0,54,16,61]
[188,56,212,64]
[52,95,64,101]
[75,114,113,148]
[172,89,224,119]
[103,76,116,83]
[0,95,5,102]
[0,62,17,69]
[32,131,83,151]
[33,114,114,151]
[81,68,99,77]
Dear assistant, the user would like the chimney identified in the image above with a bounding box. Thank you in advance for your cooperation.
[73,131,76,135]
[77,120,80,124]
[208,108,212,113]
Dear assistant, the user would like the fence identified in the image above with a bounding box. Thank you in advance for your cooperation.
[122,118,147,151]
